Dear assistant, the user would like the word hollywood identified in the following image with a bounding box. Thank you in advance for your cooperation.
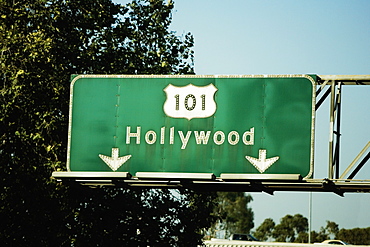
[126,126,255,150]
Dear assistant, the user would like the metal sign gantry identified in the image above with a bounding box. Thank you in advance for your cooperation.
[52,75,370,195]
[316,75,370,180]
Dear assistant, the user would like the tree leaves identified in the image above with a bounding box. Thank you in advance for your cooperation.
[271,214,308,242]
[206,192,254,239]
[337,227,370,245]
[253,218,275,241]
[254,215,370,245]
[0,0,210,245]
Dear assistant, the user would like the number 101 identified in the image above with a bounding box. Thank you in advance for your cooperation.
[175,94,206,111]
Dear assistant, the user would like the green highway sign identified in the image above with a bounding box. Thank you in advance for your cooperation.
[67,75,315,178]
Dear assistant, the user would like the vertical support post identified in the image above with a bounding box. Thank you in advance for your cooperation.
[308,191,312,243]
[328,80,336,179]
[334,82,342,179]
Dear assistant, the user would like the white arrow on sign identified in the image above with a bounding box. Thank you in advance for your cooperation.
[245,149,279,173]
[99,148,131,171]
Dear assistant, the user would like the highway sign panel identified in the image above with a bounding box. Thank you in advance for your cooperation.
[67,75,315,178]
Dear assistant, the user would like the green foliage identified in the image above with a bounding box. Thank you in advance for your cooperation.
[64,187,217,246]
[254,214,309,243]
[272,214,308,242]
[0,0,212,246]
[307,221,340,243]
[313,221,339,242]
[311,222,370,245]
[253,218,275,241]
[207,192,254,239]
[254,215,370,245]
[336,227,370,245]
[309,230,328,243]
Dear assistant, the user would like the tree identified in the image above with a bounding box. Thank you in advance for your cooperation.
[207,192,254,239]
[336,227,370,245]
[306,220,339,243]
[0,0,214,245]
[1,1,71,244]
[255,215,370,245]
[325,221,339,238]
[255,215,328,243]
[272,214,308,242]
[309,230,326,243]
[253,218,275,241]
[65,187,216,246]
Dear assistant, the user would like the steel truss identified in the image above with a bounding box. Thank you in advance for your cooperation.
[53,75,370,195]
[316,75,370,180]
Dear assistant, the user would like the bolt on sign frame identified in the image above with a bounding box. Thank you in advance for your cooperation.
[53,75,370,195]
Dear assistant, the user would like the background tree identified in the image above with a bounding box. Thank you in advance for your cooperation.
[1,1,71,244]
[255,215,370,244]
[309,230,328,243]
[253,218,275,241]
[207,192,254,239]
[0,0,214,246]
[307,220,339,243]
[272,214,308,243]
[336,227,370,245]
[66,187,216,246]
[326,221,339,238]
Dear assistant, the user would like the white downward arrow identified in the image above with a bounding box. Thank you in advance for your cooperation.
[245,149,279,173]
[99,148,131,171]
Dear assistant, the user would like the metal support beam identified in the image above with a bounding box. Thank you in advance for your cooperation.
[328,81,336,179]
[315,86,331,110]
[318,75,370,85]
[315,79,329,97]
[347,152,370,180]
[326,81,343,179]
[340,142,370,179]
[52,171,370,193]
[334,82,342,179]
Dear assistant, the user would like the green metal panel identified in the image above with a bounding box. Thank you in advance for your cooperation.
[67,75,315,178]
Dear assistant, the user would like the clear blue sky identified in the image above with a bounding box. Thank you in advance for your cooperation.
[116,0,370,232]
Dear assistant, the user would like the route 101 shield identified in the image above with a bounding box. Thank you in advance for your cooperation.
[163,83,218,120]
